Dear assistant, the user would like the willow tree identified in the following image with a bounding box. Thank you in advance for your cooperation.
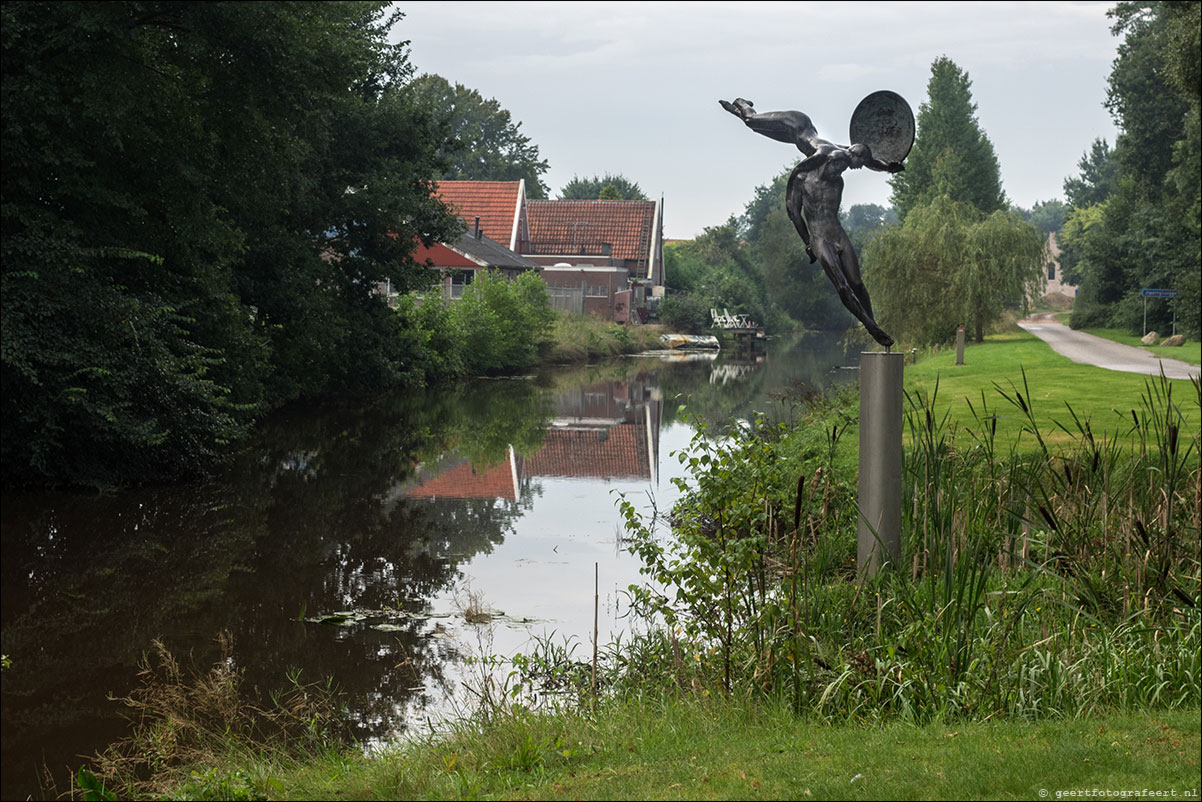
[866,197,1047,344]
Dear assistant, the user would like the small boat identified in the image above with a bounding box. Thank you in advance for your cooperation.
[660,333,720,350]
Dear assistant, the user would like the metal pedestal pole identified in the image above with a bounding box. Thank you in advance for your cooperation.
[858,351,903,578]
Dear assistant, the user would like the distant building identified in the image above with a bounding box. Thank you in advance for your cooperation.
[432,180,664,321]
[411,219,541,301]
[1041,232,1077,306]
[525,199,663,323]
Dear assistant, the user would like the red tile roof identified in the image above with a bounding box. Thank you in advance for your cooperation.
[525,425,650,480]
[404,458,517,500]
[435,181,523,249]
[526,200,656,261]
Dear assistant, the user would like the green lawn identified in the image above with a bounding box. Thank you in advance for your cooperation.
[199,698,1200,800]
[903,329,1200,450]
[1083,327,1201,366]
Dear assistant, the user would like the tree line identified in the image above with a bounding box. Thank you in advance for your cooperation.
[1057,1,1199,339]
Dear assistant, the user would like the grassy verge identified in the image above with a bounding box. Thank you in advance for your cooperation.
[1083,328,1201,366]
[903,329,1200,449]
[171,697,1201,801]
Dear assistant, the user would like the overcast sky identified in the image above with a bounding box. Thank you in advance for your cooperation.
[391,1,1121,239]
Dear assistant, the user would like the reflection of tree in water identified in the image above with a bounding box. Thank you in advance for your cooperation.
[658,334,858,429]
[0,380,551,798]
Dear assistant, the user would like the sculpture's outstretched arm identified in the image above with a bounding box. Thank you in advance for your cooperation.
[858,148,905,174]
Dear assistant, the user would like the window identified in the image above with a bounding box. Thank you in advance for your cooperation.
[586,284,609,298]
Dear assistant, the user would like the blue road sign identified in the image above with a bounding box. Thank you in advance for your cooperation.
[1141,289,1178,298]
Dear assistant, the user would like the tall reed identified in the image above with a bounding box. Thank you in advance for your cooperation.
[604,370,1200,722]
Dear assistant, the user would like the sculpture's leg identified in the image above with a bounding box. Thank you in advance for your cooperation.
[837,241,878,322]
[721,102,816,149]
[815,242,894,347]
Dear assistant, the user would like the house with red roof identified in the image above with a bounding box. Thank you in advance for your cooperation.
[411,220,541,300]
[525,199,663,322]
[435,180,531,253]
[432,180,665,322]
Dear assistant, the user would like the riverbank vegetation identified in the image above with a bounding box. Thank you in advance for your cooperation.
[80,674,1200,800]
[71,329,1200,800]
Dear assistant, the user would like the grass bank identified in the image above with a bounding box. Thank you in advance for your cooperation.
[541,314,667,364]
[147,696,1200,801]
[1082,328,1201,366]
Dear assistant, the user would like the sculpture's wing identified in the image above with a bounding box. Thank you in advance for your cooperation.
[849,91,915,163]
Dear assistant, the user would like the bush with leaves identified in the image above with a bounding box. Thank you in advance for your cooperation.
[445,270,555,375]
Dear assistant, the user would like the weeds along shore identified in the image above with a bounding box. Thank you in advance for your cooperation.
[74,333,1200,800]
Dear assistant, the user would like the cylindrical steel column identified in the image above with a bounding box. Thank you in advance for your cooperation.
[858,351,903,577]
[955,325,966,366]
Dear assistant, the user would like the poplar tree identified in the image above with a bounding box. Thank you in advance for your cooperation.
[889,57,1006,222]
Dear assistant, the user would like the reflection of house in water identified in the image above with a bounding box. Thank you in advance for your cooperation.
[401,449,522,502]
[529,373,662,483]
[401,372,663,503]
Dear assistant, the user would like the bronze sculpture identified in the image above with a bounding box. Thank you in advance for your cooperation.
[720,96,910,348]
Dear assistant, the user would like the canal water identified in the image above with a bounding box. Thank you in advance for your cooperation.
[1,333,859,798]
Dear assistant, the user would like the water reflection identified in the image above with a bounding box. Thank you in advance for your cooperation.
[0,333,857,798]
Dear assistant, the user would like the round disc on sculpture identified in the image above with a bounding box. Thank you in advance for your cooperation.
[849,91,915,163]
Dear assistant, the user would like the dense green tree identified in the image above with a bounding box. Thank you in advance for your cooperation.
[890,57,1006,222]
[1063,139,1119,208]
[840,203,899,253]
[408,74,550,198]
[1105,2,1192,192]
[445,271,555,374]
[1160,0,1200,104]
[1020,199,1069,235]
[1063,1,1200,338]
[739,170,789,245]
[866,197,1046,344]
[558,173,648,201]
[1,2,460,486]
[1055,203,1106,286]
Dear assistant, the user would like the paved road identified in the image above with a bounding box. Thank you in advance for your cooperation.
[1018,314,1199,381]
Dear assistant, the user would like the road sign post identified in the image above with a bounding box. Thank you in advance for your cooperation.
[1141,289,1178,336]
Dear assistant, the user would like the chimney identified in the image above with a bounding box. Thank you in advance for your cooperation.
[474,216,481,240]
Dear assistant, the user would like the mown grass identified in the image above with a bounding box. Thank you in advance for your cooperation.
[903,329,1200,449]
[172,697,1200,801]
[1083,327,1201,366]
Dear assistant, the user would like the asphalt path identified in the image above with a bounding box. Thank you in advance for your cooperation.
[1017,314,1199,381]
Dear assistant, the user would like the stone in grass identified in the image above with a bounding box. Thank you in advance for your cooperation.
[1141,331,1160,346]
[1162,334,1186,347]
